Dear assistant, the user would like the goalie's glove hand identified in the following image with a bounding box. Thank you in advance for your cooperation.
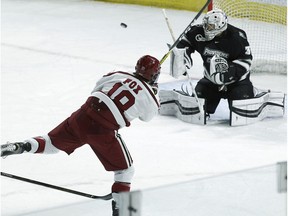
[209,55,236,85]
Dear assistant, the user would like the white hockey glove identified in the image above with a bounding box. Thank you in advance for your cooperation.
[170,47,193,79]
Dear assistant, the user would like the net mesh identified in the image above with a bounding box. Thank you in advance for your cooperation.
[211,0,287,74]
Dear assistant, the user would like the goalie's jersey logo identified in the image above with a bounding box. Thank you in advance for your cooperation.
[203,47,229,58]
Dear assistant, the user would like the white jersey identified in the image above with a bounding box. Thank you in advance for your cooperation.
[91,71,159,128]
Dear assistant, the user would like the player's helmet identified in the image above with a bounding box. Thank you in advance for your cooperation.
[135,55,161,85]
[202,9,228,41]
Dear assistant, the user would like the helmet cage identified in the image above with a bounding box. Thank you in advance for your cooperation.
[203,9,228,41]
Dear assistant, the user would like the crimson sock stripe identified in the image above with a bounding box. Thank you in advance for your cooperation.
[112,182,131,193]
[34,137,46,153]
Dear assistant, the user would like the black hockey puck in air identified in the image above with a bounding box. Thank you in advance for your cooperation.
[120,23,127,28]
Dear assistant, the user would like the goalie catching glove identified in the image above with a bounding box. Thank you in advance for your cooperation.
[170,47,193,79]
[208,55,236,85]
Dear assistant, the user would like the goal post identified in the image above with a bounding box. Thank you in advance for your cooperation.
[208,0,287,74]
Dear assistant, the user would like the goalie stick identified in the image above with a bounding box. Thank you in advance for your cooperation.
[1,172,112,200]
[162,8,205,115]
[159,0,212,64]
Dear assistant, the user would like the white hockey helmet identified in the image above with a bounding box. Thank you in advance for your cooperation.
[202,9,228,41]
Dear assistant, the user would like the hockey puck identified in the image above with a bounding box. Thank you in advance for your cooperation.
[120,23,127,28]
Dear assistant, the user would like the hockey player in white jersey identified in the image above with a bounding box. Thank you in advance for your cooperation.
[1,55,161,216]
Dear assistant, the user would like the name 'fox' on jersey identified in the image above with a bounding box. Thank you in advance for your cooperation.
[91,71,160,128]
[178,23,252,85]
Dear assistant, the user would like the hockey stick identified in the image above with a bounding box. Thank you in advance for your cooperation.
[162,9,205,114]
[162,9,176,42]
[1,172,112,200]
[159,0,212,64]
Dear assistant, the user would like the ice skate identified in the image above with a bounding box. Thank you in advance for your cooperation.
[1,142,31,157]
[112,200,119,216]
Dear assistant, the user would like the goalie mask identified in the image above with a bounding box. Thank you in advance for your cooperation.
[135,55,161,85]
[202,9,228,41]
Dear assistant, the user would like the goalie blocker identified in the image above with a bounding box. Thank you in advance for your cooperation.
[159,89,285,126]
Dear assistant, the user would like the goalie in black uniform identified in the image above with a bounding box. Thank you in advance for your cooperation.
[171,9,255,115]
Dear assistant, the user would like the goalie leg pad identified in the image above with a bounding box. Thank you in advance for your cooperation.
[159,90,206,125]
[230,91,286,126]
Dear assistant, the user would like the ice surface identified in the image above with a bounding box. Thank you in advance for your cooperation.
[1,0,287,215]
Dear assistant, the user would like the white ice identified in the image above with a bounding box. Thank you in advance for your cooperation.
[1,0,287,215]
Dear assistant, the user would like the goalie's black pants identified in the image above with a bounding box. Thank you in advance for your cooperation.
[195,77,254,114]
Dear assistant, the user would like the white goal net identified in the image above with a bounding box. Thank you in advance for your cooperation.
[209,0,287,74]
